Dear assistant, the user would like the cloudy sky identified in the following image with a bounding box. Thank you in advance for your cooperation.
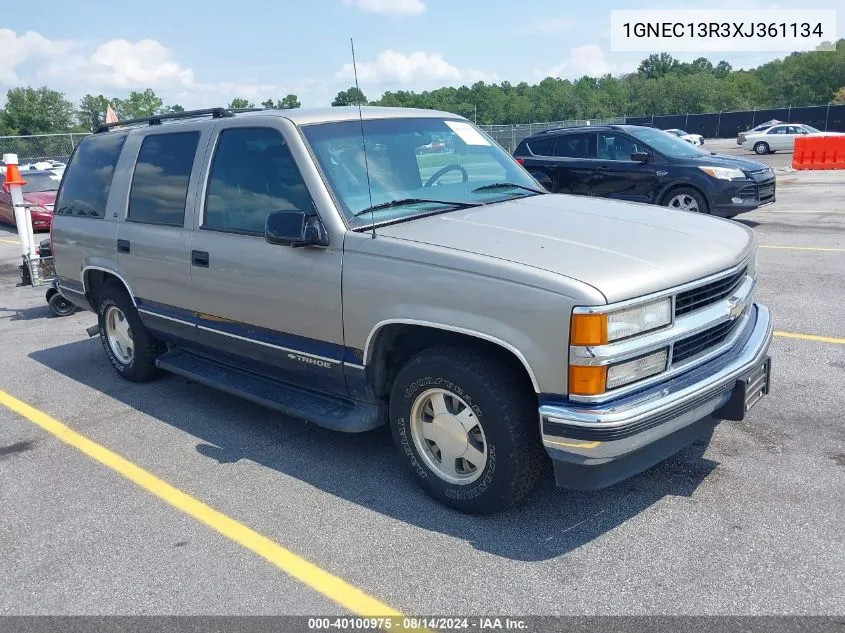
[2,0,842,109]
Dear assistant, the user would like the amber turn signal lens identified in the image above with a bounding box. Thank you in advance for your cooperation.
[569,365,607,396]
[570,313,608,346]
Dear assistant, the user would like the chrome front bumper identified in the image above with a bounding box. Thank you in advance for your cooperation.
[540,303,773,489]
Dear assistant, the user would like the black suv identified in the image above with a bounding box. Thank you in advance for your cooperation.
[513,125,775,217]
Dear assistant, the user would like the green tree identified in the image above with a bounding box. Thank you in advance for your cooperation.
[78,93,111,131]
[331,87,367,106]
[637,53,679,79]
[280,94,301,109]
[112,89,164,119]
[713,61,733,79]
[1,86,75,134]
[164,104,185,113]
[228,97,254,110]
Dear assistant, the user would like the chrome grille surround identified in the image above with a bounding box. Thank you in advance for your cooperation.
[569,256,757,404]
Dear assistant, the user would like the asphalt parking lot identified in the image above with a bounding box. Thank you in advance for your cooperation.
[1,148,843,617]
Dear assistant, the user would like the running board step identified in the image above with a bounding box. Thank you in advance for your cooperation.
[156,349,382,433]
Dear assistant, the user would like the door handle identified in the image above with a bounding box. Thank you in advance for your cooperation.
[596,165,610,170]
[117,239,130,253]
[192,250,209,267]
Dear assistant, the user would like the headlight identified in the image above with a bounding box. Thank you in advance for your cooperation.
[570,298,672,346]
[699,166,746,180]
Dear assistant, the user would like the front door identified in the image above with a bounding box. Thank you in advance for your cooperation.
[590,131,660,203]
[187,123,346,395]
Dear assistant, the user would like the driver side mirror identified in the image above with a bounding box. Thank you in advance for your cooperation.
[631,151,650,163]
[265,210,329,248]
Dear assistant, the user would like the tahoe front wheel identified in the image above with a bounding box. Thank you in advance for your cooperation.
[389,345,546,514]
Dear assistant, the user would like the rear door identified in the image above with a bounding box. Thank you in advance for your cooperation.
[590,131,660,203]
[550,132,594,196]
[116,126,210,343]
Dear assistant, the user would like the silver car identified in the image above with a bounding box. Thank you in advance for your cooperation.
[50,106,773,514]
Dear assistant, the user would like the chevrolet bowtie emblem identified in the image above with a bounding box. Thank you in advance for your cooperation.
[727,296,746,319]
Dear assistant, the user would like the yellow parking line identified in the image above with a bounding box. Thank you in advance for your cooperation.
[774,331,845,345]
[0,238,20,244]
[0,388,402,617]
[759,245,845,252]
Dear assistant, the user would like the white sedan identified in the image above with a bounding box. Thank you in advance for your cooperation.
[741,123,844,154]
[664,128,704,146]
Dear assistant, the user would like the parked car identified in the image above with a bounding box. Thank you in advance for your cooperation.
[664,128,704,146]
[51,106,773,514]
[0,169,61,231]
[741,123,844,154]
[737,120,782,145]
[513,124,775,217]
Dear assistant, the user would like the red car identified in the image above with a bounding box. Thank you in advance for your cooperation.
[0,170,61,232]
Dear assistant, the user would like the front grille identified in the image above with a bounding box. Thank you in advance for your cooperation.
[674,267,747,317]
[672,319,738,364]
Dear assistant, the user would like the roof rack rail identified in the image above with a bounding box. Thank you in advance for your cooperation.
[226,107,269,113]
[94,107,234,133]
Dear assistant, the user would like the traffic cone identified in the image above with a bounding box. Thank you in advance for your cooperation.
[2,162,27,193]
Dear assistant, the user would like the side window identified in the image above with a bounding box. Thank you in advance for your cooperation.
[526,137,555,156]
[597,133,640,161]
[128,132,199,226]
[553,133,592,158]
[55,132,127,218]
[770,126,788,135]
[204,127,313,235]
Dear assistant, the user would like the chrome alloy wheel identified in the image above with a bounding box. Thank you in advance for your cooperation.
[668,193,700,212]
[409,388,488,485]
[105,305,134,364]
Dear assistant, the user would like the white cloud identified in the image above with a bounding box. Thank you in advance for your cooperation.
[0,28,79,84]
[336,49,496,86]
[342,0,425,14]
[544,45,614,79]
[42,39,194,89]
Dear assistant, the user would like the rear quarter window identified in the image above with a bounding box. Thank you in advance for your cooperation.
[526,137,555,156]
[55,133,127,218]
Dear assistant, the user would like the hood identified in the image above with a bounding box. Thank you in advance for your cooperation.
[688,152,769,172]
[24,191,56,210]
[376,194,755,304]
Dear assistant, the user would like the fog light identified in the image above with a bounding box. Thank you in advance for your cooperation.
[606,348,668,390]
[732,197,743,204]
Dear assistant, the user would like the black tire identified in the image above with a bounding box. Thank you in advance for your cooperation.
[95,282,161,382]
[48,291,75,317]
[664,186,709,214]
[754,141,770,155]
[389,345,546,514]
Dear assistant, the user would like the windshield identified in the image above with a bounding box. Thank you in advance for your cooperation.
[301,117,542,227]
[666,129,683,136]
[21,172,61,193]
[627,126,706,158]
[803,125,821,134]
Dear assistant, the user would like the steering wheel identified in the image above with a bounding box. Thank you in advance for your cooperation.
[424,164,468,187]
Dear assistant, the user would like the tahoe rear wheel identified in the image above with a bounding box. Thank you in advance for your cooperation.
[754,141,770,155]
[389,345,546,514]
[96,283,161,382]
[665,187,708,214]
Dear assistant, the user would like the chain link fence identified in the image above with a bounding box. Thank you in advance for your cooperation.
[478,117,626,152]
[0,132,90,164]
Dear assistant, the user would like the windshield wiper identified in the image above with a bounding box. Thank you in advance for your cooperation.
[351,197,478,218]
[471,182,546,195]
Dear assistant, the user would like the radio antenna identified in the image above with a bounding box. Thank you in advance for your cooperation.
[351,37,375,239]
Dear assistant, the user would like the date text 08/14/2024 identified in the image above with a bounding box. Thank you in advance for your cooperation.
[307,617,528,630]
